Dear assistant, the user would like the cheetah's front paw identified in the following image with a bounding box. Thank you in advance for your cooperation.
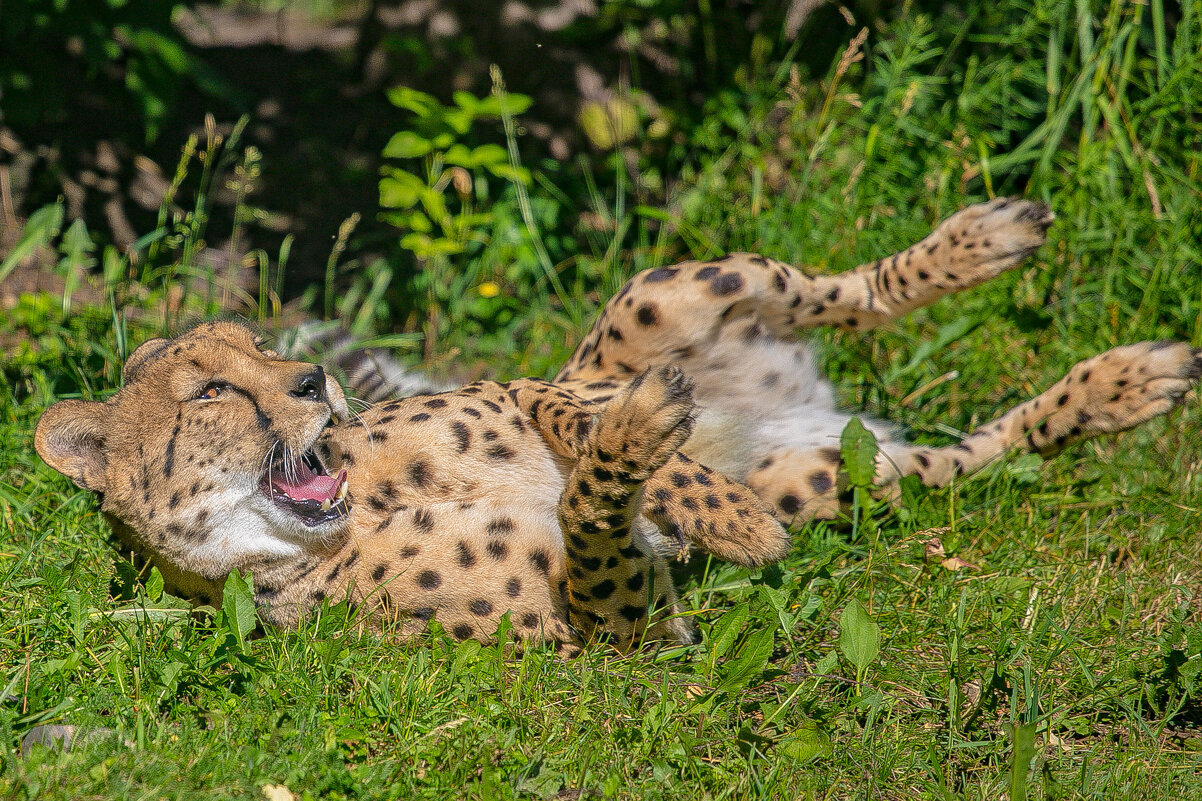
[591,365,695,478]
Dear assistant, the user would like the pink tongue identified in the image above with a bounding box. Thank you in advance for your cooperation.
[272,466,346,502]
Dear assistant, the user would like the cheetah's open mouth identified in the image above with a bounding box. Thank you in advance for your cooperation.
[261,449,349,527]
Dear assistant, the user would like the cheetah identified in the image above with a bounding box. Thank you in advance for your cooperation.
[35,322,786,652]
[35,198,1200,652]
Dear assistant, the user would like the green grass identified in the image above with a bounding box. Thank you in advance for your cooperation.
[4,0,1202,798]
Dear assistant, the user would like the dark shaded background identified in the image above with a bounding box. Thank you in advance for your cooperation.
[1,0,870,296]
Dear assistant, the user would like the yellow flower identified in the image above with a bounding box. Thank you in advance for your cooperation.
[478,281,501,298]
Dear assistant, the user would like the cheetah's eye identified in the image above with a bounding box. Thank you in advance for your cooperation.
[198,383,225,401]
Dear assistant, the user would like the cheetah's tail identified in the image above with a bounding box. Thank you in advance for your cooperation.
[274,321,456,404]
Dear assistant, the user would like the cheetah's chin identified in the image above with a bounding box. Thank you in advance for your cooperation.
[261,448,350,528]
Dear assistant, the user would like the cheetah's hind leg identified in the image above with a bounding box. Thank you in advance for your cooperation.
[745,341,1201,525]
[878,340,1202,488]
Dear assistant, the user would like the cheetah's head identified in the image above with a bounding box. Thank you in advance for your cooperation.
[35,321,353,578]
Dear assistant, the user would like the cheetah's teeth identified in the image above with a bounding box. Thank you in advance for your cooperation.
[321,499,331,511]
[337,481,348,502]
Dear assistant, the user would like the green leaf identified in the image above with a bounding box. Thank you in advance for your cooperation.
[898,473,926,513]
[57,217,94,313]
[407,210,433,233]
[778,721,833,763]
[452,90,479,115]
[502,93,533,115]
[469,143,508,168]
[157,660,186,701]
[443,108,473,135]
[485,163,531,185]
[492,611,513,656]
[383,131,432,159]
[734,723,774,755]
[0,202,63,284]
[757,583,796,632]
[885,312,985,381]
[839,599,880,680]
[399,232,433,256]
[418,188,450,229]
[1005,452,1045,485]
[123,28,190,74]
[58,218,96,271]
[452,637,483,673]
[146,566,164,602]
[400,233,463,259]
[112,558,141,601]
[378,170,426,210]
[386,86,437,115]
[797,593,822,621]
[814,650,838,674]
[443,143,474,167]
[579,102,616,150]
[102,599,196,621]
[476,92,533,117]
[840,417,878,487]
[706,602,749,660]
[1007,720,1037,801]
[102,244,125,287]
[579,98,638,150]
[222,570,257,650]
[718,626,774,692]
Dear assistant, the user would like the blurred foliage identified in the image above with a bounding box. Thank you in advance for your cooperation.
[0,0,232,143]
[2,0,1200,379]
[375,81,581,359]
[361,0,1199,374]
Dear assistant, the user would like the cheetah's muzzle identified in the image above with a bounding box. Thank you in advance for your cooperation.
[262,448,349,526]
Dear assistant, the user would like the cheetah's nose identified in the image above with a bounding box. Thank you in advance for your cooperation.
[291,367,327,402]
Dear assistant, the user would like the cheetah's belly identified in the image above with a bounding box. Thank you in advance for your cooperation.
[311,393,580,638]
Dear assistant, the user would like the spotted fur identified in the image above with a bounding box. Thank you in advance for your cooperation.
[35,198,1201,653]
[35,323,785,653]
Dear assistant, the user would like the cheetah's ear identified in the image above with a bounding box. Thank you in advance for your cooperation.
[122,337,171,383]
[34,400,111,492]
